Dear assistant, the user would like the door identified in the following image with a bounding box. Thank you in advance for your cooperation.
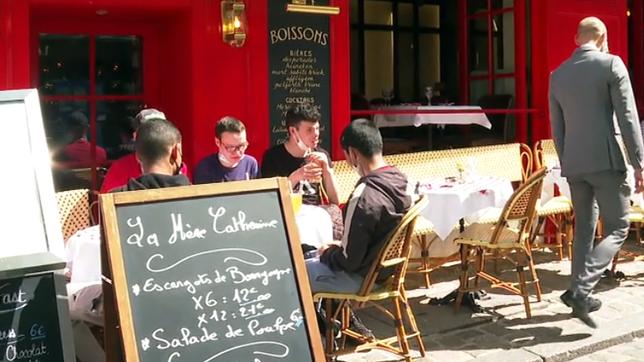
[32,20,159,191]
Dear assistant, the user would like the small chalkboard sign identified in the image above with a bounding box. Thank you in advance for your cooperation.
[0,271,75,362]
[268,0,332,150]
[100,178,324,361]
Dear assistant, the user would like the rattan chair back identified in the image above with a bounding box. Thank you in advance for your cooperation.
[56,188,91,242]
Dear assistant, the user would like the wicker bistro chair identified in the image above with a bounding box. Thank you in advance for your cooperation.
[386,143,533,288]
[532,139,574,259]
[313,195,428,362]
[333,160,361,204]
[55,188,91,242]
[454,168,547,318]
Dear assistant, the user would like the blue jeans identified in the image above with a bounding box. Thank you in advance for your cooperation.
[305,257,364,294]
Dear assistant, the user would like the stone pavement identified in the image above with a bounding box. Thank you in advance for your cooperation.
[335,242,644,362]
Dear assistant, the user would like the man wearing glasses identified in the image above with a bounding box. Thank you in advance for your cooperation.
[193,116,260,183]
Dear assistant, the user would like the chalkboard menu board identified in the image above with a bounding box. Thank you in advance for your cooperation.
[0,272,74,362]
[268,0,332,151]
[101,178,324,361]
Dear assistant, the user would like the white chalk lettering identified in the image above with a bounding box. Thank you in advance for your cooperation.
[167,213,207,244]
[4,341,48,361]
[226,266,292,285]
[146,248,267,273]
[142,273,212,295]
[152,327,218,350]
[126,216,159,248]
[209,207,278,235]
[247,317,296,336]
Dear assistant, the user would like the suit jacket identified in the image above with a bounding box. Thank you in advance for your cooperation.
[549,44,644,177]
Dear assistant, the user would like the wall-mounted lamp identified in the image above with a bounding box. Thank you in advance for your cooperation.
[221,0,247,47]
[286,0,340,15]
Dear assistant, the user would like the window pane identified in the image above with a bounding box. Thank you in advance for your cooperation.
[398,3,413,27]
[351,30,361,95]
[419,33,441,100]
[96,36,143,95]
[494,78,515,98]
[493,0,514,10]
[469,79,488,104]
[469,18,489,73]
[494,13,515,73]
[350,0,359,24]
[364,31,393,101]
[468,0,487,15]
[96,100,144,160]
[41,100,89,151]
[365,0,393,26]
[397,33,414,102]
[419,4,440,28]
[39,35,90,96]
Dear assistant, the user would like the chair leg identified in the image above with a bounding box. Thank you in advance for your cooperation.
[392,296,412,361]
[555,216,564,261]
[324,299,336,361]
[636,222,642,245]
[516,265,531,318]
[455,244,469,313]
[474,247,484,289]
[401,289,426,357]
[566,215,574,261]
[419,236,432,288]
[524,247,542,302]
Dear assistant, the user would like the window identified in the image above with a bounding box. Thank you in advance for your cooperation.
[39,34,144,190]
[350,0,443,104]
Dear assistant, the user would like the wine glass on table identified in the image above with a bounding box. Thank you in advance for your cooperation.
[425,86,434,106]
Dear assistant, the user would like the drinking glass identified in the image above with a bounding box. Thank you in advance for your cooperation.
[381,89,394,106]
[290,192,303,214]
[425,86,433,106]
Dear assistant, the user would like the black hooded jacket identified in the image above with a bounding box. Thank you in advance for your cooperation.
[320,166,411,277]
[113,173,190,192]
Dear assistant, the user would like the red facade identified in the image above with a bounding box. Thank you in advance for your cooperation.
[0,0,636,167]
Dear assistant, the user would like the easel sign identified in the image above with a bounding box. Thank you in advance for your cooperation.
[0,89,64,260]
[100,177,324,361]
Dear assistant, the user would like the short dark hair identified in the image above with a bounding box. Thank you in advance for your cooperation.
[135,119,182,167]
[285,103,321,128]
[340,118,383,157]
[215,116,246,138]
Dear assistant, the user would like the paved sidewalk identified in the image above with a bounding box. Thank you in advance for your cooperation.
[336,242,644,362]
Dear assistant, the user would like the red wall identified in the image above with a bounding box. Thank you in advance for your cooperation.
[530,0,629,141]
[0,0,351,170]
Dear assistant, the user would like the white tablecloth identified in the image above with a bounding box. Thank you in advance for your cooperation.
[543,166,643,208]
[374,105,492,129]
[420,176,514,240]
[295,204,334,248]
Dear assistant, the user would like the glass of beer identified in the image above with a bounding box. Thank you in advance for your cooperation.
[290,192,303,215]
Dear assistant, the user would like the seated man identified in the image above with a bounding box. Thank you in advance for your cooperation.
[193,116,260,183]
[262,103,340,206]
[262,103,343,240]
[306,118,412,293]
[55,111,107,167]
[100,108,188,192]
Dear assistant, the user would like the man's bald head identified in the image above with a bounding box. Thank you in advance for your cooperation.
[576,17,608,51]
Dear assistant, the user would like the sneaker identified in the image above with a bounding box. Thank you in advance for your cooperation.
[560,290,602,313]
[560,290,598,328]
[349,312,375,341]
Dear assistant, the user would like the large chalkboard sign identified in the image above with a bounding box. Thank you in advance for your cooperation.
[101,178,324,361]
[0,271,75,362]
[268,0,332,150]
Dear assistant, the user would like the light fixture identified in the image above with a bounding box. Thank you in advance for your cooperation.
[221,0,247,47]
[286,0,340,16]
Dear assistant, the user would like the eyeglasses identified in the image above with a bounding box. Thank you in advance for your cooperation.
[220,142,248,153]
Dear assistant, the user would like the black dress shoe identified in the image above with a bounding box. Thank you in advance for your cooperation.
[560,290,597,328]
[560,290,602,313]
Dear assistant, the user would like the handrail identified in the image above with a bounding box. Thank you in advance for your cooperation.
[350,108,541,116]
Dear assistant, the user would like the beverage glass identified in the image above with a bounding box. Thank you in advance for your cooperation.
[290,192,303,215]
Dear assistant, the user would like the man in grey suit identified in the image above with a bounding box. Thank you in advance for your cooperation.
[549,16,644,328]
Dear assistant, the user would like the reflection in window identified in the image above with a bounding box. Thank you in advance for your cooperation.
[96,36,143,95]
[39,35,90,96]
[96,101,144,159]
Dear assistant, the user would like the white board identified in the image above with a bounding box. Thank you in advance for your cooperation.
[0,89,65,259]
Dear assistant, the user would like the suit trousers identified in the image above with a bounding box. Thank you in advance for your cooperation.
[568,170,631,298]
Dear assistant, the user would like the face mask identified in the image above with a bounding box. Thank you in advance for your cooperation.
[293,130,309,153]
[219,152,244,168]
